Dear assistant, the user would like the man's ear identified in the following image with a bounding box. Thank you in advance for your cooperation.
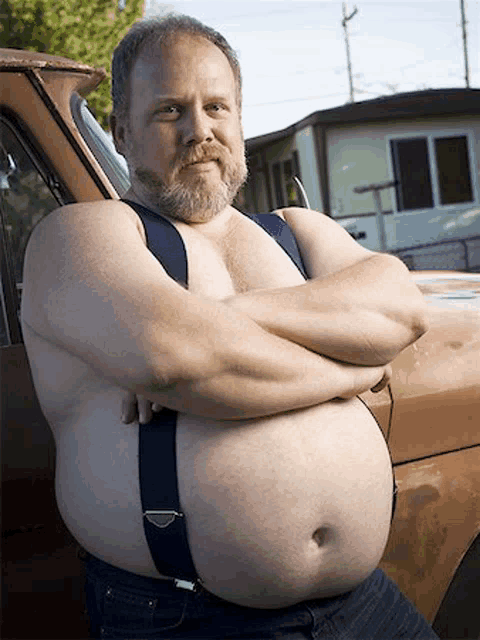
[110,113,127,156]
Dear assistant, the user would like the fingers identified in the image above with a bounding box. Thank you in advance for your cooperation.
[138,398,164,422]
[121,393,164,424]
[371,365,392,393]
[121,391,138,424]
[137,395,153,424]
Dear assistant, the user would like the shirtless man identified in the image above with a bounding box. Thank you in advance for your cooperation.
[21,14,436,640]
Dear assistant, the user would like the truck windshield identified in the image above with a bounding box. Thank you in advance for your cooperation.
[70,93,130,196]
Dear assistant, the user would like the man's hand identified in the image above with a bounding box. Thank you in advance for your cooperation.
[337,363,391,399]
[370,364,392,393]
[333,362,391,400]
[121,391,163,424]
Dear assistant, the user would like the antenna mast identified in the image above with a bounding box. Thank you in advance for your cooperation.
[342,2,358,102]
[460,0,470,88]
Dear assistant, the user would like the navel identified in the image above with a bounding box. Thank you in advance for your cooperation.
[312,526,332,548]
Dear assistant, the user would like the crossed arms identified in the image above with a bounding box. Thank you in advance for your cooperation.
[21,201,428,421]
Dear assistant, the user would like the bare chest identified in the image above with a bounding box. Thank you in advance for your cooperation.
[174,215,306,297]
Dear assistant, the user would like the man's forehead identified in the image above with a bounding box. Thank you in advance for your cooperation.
[134,34,230,77]
[129,35,236,103]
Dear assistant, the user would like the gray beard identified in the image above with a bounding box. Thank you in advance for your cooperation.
[134,159,247,224]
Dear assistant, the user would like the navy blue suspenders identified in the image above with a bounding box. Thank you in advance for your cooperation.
[121,199,307,587]
[245,212,308,280]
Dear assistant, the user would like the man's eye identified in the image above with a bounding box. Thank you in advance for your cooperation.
[155,105,181,117]
[207,103,226,113]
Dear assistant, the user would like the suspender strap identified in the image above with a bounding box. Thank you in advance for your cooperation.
[139,409,197,582]
[245,212,308,279]
[121,199,196,584]
[122,199,188,287]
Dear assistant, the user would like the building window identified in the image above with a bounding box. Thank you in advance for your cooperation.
[390,134,475,212]
[272,162,284,208]
[272,151,302,208]
[435,136,473,205]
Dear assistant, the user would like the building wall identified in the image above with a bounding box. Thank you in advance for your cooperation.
[246,111,480,267]
[294,126,323,211]
[326,114,480,262]
[327,114,480,219]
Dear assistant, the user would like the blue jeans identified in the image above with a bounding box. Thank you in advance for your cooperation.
[84,553,438,639]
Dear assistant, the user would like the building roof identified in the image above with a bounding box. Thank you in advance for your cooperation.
[246,88,480,152]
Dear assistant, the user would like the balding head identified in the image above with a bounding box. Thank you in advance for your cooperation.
[111,14,242,127]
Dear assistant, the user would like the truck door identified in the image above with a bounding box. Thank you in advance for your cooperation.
[1,72,89,639]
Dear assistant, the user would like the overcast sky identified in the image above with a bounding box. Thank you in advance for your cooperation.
[145,0,480,140]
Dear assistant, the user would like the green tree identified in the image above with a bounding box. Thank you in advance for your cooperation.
[0,0,144,129]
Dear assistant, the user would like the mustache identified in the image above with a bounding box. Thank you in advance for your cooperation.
[174,144,227,169]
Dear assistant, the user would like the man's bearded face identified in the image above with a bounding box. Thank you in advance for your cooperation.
[122,35,247,223]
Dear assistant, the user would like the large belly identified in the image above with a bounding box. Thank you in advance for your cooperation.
[177,397,393,607]
[54,392,392,608]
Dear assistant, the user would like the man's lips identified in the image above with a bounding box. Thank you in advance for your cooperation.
[182,158,219,169]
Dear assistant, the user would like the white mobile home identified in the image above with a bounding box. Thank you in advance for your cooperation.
[244,89,480,271]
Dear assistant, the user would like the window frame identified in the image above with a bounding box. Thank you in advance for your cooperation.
[386,129,479,215]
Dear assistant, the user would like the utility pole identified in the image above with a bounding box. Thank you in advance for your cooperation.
[342,2,358,102]
[460,0,470,88]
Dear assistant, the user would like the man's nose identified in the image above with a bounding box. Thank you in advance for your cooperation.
[181,107,213,145]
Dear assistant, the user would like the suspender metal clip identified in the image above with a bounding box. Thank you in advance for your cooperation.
[144,510,184,528]
[174,578,198,592]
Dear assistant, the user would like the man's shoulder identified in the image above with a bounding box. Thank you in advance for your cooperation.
[39,199,139,226]
[273,207,355,237]
[23,199,149,295]
[272,207,328,222]
[30,199,145,246]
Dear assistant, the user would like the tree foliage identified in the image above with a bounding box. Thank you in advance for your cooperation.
[0,0,144,129]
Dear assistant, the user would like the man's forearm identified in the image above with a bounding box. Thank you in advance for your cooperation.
[133,299,390,420]
[140,346,388,420]
[226,253,428,366]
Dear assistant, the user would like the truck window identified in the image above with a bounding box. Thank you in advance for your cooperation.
[70,94,130,197]
[0,114,68,342]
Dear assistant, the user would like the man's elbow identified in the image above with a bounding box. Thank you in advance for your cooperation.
[370,301,429,366]
[403,278,430,343]
[411,305,430,341]
[387,255,430,340]
[381,300,429,364]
